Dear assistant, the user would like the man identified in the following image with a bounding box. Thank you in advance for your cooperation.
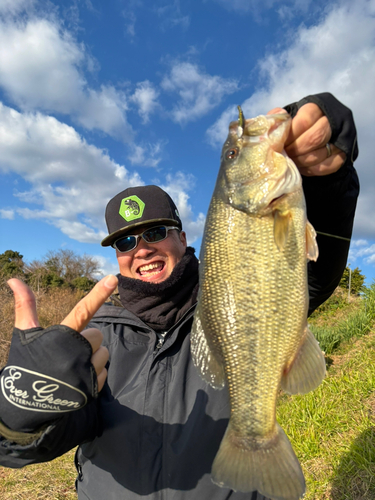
[0,93,359,499]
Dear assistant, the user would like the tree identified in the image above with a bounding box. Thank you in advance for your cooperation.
[0,250,25,279]
[72,276,96,292]
[27,249,100,289]
[339,266,365,295]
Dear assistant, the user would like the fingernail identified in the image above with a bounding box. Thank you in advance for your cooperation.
[103,274,118,289]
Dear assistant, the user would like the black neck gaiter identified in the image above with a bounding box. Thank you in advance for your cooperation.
[117,247,199,331]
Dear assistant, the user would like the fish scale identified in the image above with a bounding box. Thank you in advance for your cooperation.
[191,110,326,500]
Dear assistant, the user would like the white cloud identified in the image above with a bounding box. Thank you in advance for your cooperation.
[0,16,132,139]
[206,0,375,239]
[161,62,239,124]
[351,239,369,247]
[0,103,142,243]
[0,208,15,219]
[124,11,136,37]
[0,103,206,245]
[210,0,313,16]
[349,241,375,267]
[130,80,160,123]
[160,172,206,245]
[206,105,237,147]
[156,0,190,31]
[0,0,34,15]
[92,255,120,278]
[127,140,166,168]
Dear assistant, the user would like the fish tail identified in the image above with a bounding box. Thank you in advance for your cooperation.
[211,421,305,500]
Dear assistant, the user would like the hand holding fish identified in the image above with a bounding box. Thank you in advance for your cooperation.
[268,103,346,176]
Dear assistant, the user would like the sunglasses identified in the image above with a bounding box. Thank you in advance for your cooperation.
[112,225,180,253]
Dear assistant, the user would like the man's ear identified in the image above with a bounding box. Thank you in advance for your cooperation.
[180,230,187,248]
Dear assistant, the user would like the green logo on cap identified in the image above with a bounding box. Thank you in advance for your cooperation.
[119,195,145,222]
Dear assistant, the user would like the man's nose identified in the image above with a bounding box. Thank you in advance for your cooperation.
[134,236,156,254]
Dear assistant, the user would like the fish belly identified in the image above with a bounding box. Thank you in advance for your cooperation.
[192,197,312,500]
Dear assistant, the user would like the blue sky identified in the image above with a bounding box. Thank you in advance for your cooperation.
[0,0,374,284]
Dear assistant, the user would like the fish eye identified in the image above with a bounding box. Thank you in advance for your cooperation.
[226,148,238,160]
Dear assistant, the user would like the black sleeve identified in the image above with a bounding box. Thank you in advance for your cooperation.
[284,93,360,315]
[0,398,101,467]
[0,323,103,467]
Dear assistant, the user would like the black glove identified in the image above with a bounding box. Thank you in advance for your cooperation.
[0,325,97,433]
[284,92,359,166]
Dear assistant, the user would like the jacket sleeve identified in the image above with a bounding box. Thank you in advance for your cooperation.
[0,398,101,467]
[284,93,360,314]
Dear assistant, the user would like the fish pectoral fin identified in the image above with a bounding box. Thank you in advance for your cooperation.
[211,421,305,500]
[273,209,291,250]
[306,220,319,261]
[281,326,326,395]
[190,306,225,389]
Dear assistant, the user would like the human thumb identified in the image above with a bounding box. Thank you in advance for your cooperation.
[7,279,40,330]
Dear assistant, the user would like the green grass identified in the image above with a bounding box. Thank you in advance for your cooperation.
[310,285,375,355]
[276,282,375,499]
[278,331,375,499]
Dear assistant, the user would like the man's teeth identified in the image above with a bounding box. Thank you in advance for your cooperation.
[139,262,162,274]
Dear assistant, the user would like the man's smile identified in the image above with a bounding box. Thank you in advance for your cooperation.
[137,261,165,278]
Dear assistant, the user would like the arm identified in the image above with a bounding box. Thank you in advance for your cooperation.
[283,93,360,314]
[0,276,117,467]
[0,399,101,467]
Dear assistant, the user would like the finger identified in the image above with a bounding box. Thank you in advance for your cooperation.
[266,107,287,115]
[285,116,331,157]
[7,278,40,330]
[81,328,104,354]
[61,274,118,332]
[97,368,108,392]
[285,103,325,147]
[296,151,346,177]
[91,346,109,376]
[292,144,343,168]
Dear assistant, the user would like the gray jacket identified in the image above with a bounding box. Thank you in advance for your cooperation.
[75,304,265,499]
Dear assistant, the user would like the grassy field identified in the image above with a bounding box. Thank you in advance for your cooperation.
[1,283,375,499]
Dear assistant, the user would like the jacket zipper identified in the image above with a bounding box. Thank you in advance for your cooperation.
[155,331,167,350]
[153,303,197,353]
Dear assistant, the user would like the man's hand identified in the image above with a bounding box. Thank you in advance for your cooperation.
[0,275,118,433]
[7,275,117,391]
[268,103,346,176]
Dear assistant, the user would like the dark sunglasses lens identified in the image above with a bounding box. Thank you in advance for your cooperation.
[115,235,137,252]
[143,226,167,243]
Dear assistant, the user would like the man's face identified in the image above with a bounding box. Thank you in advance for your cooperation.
[116,226,187,283]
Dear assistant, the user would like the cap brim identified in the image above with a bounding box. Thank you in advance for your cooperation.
[101,218,182,247]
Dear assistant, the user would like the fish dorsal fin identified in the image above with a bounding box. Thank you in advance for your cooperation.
[306,220,319,262]
[273,210,291,251]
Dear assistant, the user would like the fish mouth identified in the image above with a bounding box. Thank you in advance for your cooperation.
[269,194,286,206]
[233,110,291,148]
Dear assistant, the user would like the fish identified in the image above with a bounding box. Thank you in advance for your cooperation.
[190,108,326,500]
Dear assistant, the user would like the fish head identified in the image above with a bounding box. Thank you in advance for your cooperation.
[218,110,301,215]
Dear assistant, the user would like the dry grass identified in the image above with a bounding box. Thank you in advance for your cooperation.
[0,285,85,366]
[0,450,77,499]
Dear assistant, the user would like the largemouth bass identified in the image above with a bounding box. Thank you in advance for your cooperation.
[191,109,326,500]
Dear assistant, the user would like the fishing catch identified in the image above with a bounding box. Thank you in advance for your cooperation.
[191,108,326,500]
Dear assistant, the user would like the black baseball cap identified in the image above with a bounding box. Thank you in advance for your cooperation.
[101,185,182,247]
